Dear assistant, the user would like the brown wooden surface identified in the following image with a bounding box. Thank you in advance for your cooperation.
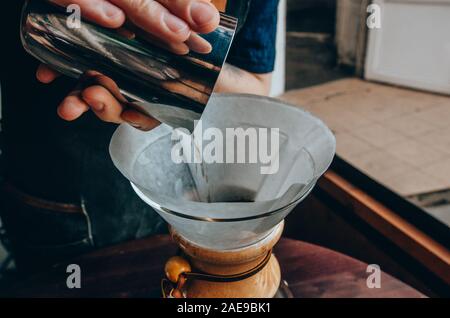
[1,236,425,298]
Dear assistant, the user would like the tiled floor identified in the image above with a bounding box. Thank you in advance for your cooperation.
[281,78,450,197]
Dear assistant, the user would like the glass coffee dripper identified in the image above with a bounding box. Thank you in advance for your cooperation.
[109,94,336,251]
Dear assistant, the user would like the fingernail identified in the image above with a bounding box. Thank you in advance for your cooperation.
[102,2,123,19]
[190,2,217,27]
[163,13,189,33]
[186,35,212,54]
[127,121,142,129]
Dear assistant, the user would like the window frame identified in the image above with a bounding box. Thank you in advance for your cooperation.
[329,155,450,248]
[318,155,450,286]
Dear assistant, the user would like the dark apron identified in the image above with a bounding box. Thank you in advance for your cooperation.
[0,0,251,273]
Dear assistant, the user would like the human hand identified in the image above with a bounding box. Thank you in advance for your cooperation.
[36,0,220,129]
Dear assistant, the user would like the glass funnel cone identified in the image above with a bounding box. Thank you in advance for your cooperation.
[109,94,336,250]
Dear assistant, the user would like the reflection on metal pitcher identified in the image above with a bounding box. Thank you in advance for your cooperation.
[20,0,237,122]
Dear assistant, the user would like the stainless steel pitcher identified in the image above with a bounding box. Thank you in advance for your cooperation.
[20,0,237,125]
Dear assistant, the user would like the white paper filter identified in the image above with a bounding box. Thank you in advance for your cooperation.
[110,94,335,250]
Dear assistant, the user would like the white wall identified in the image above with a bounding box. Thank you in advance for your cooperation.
[365,0,450,95]
[271,0,287,97]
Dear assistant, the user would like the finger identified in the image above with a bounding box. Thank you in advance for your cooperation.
[81,73,160,129]
[185,33,212,54]
[49,0,126,28]
[121,109,161,131]
[157,0,220,34]
[109,0,191,43]
[81,71,128,103]
[36,64,61,84]
[121,21,189,54]
[57,91,90,121]
[138,30,189,54]
[81,85,125,124]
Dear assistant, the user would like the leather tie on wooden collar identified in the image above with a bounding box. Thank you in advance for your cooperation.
[161,250,272,298]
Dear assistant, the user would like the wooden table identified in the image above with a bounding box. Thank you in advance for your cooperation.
[2,235,424,298]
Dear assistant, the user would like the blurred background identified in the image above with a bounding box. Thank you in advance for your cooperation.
[279,0,450,297]
[284,0,450,216]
